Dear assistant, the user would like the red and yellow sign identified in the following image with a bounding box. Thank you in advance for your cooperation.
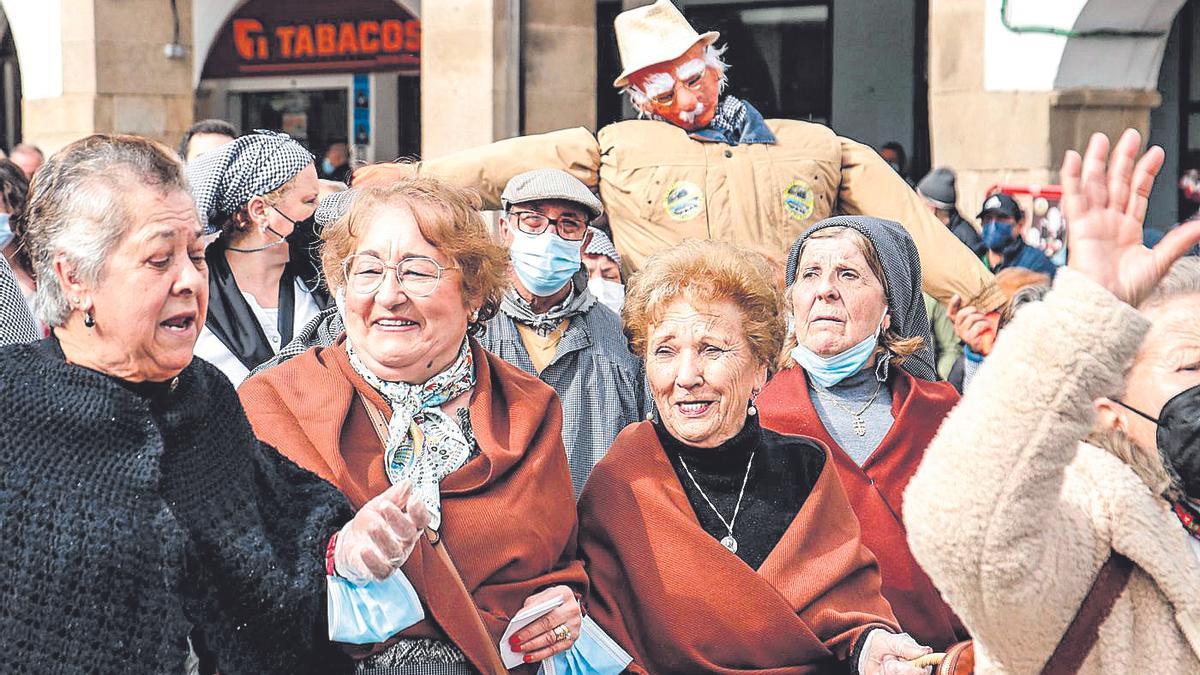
[203,0,419,78]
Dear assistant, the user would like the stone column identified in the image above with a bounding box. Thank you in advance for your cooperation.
[420,0,596,157]
[927,0,1162,220]
[19,0,194,154]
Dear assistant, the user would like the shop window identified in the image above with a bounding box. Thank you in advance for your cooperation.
[239,89,349,159]
[596,0,832,128]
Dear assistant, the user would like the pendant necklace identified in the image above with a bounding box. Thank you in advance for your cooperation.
[677,449,756,553]
[816,378,884,437]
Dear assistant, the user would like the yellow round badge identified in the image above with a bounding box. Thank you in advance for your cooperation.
[783,180,815,221]
[662,181,704,222]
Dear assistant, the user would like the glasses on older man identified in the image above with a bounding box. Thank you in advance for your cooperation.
[509,210,589,241]
[342,254,458,296]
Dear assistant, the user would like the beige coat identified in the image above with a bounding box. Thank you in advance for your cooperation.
[389,119,998,307]
[904,268,1200,673]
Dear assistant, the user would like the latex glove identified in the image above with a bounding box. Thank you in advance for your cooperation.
[334,480,431,585]
[1061,129,1200,306]
[858,630,932,675]
[507,585,584,664]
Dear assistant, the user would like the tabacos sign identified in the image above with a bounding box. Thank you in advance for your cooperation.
[203,0,420,78]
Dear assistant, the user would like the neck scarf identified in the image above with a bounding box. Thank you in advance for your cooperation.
[346,337,475,530]
[687,96,777,146]
[1172,500,1200,543]
[499,271,596,337]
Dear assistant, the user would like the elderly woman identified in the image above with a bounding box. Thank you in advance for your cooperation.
[188,130,330,385]
[577,239,931,674]
[756,216,966,651]
[239,180,623,674]
[0,135,428,673]
[906,132,1200,672]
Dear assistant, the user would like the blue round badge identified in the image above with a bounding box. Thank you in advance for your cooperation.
[662,181,704,222]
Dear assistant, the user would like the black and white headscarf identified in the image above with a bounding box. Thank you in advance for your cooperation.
[186,130,314,235]
[585,227,622,269]
[784,215,938,382]
[0,254,37,346]
[314,188,357,231]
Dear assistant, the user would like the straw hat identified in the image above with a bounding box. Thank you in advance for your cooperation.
[612,0,719,89]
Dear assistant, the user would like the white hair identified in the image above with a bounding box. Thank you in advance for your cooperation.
[622,43,729,118]
[24,135,188,326]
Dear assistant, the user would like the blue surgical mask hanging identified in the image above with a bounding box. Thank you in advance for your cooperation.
[0,213,12,249]
[509,228,583,297]
[790,312,886,389]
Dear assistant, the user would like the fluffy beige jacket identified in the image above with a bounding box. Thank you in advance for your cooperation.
[904,268,1200,673]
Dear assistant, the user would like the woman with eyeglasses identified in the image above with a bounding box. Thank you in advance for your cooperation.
[238,180,611,675]
[187,130,330,386]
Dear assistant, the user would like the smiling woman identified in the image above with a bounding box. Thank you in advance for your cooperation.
[578,239,932,674]
[238,180,620,674]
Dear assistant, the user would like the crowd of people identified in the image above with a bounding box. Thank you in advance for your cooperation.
[2,1,1200,674]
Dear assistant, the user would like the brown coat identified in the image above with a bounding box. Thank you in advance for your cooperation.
[577,421,898,674]
[354,119,1000,309]
[238,338,588,673]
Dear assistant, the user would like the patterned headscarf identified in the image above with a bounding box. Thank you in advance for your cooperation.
[784,215,938,382]
[314,188,357,231]
[347,337,476,531]
[585,227,622,269]
[186,130,314,235]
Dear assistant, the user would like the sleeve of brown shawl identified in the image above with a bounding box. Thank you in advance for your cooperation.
[837,136,1001,310]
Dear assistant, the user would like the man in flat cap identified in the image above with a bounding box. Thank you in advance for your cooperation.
[355,0,998,308]
[483,169,646,496]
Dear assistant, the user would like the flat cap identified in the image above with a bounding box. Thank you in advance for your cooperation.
[501,169,603,220]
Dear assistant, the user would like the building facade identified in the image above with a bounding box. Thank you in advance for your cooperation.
[0,0,1193,230]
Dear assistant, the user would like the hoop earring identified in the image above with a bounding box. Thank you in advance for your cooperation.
[83,309,95,328]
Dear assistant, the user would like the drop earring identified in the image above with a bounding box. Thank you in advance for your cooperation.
[83,309,95,328]
[748,392,759,416]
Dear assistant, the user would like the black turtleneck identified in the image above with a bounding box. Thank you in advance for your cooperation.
[654,414,826,570]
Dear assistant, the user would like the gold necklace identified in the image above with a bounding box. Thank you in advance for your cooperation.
[815,379,884,436]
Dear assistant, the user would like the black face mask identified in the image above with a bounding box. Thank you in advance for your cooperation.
[1115,384,1200,499]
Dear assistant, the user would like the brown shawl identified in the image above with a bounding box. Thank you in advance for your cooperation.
[759,366,967,650]
[577,421,898,674]
[239,337,588,673]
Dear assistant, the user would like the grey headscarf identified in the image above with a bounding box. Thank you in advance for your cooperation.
[585,227,622,269]
[784,215,938,382]
[186,130,314,235]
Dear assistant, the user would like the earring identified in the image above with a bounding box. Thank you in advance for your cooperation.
[83,309,95,328]
[748,392,759,416]
[470,309,480,322]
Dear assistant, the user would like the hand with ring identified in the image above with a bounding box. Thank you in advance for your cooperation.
[333,480,431,585]
[506,585,583,664]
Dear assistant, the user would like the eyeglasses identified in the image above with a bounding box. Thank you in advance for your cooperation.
[509,210,589,241]
[342,254,458,296]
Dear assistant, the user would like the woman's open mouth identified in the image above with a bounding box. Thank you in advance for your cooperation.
[159,312,196,336]
[375,318,419,331]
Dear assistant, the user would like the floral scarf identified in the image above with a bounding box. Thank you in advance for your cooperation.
[347,337,475,530]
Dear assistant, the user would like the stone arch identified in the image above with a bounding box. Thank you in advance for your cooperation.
[192,0,422,86]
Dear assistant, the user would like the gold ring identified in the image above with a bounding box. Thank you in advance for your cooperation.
[552,623,571,642]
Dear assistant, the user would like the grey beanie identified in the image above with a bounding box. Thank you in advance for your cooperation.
[916,167,957,210]
[784,215,939,383]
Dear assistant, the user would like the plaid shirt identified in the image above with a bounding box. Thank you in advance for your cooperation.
[480,302,647,497]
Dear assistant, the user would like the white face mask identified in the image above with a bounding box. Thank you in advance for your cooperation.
[587,277,625,315]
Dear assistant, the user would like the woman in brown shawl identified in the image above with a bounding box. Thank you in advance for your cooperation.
[240,180,604,674]
[577,240,932,674]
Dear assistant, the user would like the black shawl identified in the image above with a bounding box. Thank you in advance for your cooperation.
[0,339,354,674]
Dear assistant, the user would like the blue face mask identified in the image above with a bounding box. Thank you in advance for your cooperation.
[510,227,583,297]
[0,213,12,249]
[981,219,1015,252]
[789,313,885,388]
[321,158,336,175]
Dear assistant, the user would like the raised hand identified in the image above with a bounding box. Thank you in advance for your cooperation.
[1061,129,1200,306]
[947,294,999,356]
[334,480,432,584]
